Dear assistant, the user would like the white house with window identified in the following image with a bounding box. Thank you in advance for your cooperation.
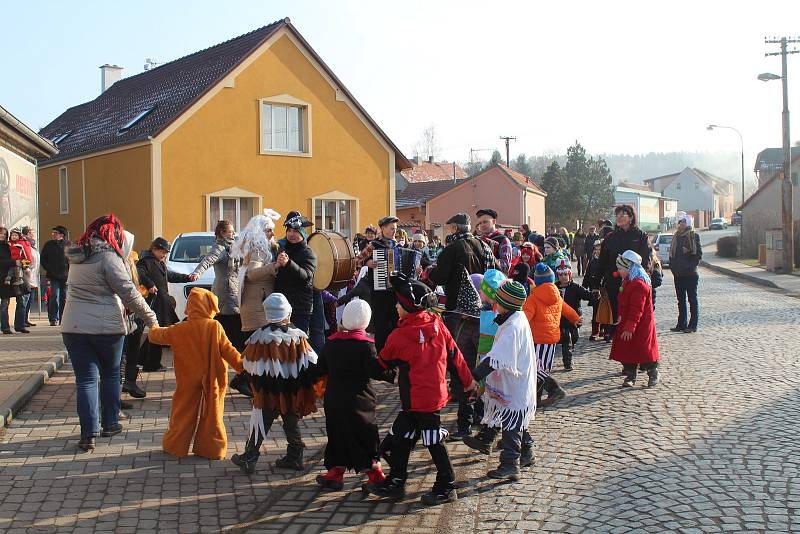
[643,167,735,220]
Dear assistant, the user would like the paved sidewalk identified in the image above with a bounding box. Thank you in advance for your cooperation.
[700,242,800,295]
[0,320,67,427]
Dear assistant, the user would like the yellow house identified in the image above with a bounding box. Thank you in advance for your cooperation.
[38,18,411,243]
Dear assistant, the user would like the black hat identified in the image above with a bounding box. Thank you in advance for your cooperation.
[378,216,399,227]
[391,273,437,312]
[151,237,171,252]
[52,225,68,236]
[446,213,470,226]
[283,211,313,229]
[476,208,498,220]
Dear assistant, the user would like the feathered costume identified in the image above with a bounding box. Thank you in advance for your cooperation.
[242,322,320,444]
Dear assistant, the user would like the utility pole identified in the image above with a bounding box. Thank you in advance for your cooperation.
[765,36,799,272]
[500,136,516,167]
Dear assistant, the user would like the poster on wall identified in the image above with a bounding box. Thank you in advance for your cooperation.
[0,146,37,230]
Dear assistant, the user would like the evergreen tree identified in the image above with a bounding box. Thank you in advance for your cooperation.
[541,161,565,227]
[489,150,504,167]
[511,153,533,177]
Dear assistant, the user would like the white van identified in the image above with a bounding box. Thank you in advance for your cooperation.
[653,233,672,268]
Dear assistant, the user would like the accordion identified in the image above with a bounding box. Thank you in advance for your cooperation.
[373,247,421,291]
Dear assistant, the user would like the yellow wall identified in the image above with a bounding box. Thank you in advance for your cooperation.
[39,145,153,242]
[160,32,392,241]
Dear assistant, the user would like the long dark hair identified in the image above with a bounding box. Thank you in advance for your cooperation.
[614,204,638,228]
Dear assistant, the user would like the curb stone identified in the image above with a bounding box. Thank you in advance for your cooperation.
[0,351,69,427]
[699,260,780,289]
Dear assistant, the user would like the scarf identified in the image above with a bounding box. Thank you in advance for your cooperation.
[670,226,697,259]
[328,329,373,342]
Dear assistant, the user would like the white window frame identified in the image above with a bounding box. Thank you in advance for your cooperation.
[310,190,359,238]
[204,187,263,232]
[258,94,312,157]
[58,166,69,214]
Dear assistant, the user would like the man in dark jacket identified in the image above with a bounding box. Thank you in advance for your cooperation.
[137,238,192,373]
[275,211,317,334]
[428,213,498,439]
[598,206,651,338]
[669,212,702,333]
[39,225,69,326]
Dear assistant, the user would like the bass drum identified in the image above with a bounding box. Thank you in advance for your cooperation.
[307,230,356,292]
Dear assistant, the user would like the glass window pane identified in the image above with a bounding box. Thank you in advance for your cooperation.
[288,107,301,152]
[273,105,288,151]
[222,198,237,226]
[338,200,351,238]
[239,198,254,231]
[261,103,272,150]
[314,199,323,230]
[324,200,336,231]
[210,197,221,231]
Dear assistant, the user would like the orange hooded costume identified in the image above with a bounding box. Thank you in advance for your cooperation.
[148,288,243,460]
[523,282,580,343]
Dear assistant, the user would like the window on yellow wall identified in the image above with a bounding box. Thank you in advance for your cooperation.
[210,196,256,232]
[314,198,353,238]
[261,102,304,153]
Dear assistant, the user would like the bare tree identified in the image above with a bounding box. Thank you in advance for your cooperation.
[413,124,441,161]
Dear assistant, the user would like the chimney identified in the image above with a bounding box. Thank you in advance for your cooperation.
[100,64,123,93]
[428,155,434,164]
[413,155,420,165]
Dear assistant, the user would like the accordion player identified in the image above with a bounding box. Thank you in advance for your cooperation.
[373,247,421,291]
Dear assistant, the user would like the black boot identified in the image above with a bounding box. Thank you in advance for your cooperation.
[622,364,637,387]
[231,453,257,474]
[365,438,412,498]
[364,476,406,499]
[539,376,566,408]
[487,462,520,481]
[420,482,457,506]
[275,443,305,470]
[562,348,573,371]
[122,380,146,399]
[463,425,497,455]
[646,364,659,387]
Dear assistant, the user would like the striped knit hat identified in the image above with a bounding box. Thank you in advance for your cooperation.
[533,263,555,286]
[616,250,642,271]
[495,280,527,311]
[480,269,507,301]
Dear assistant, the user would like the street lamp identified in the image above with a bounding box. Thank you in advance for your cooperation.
[759,59,793,272]
[706,124,745,255]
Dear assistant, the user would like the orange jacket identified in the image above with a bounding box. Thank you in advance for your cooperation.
[523,282,580,344]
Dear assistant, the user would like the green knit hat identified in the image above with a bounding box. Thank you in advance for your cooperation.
[480,269,506,300]
[495,280,527,311]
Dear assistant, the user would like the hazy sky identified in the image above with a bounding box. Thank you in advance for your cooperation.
[3,0,799,169]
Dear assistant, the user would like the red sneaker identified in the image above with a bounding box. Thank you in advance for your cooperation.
[315,467,345,491]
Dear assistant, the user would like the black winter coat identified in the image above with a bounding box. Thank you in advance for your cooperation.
[275,239,317,316]
[315,336,395,470]
[559,281,596,317]
[582,257,604,291]
[0,242,19,299]
[136,251,191,326]
[40,239,69,280]
[598,226,651,291]
[428,236,498,311]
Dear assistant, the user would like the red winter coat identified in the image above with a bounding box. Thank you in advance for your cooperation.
[379,310,473,412]
[609,278,660,364]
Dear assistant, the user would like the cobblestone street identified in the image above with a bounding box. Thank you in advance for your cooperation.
[1,267,799,533]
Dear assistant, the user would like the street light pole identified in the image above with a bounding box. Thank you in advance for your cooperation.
[707,124,745,255]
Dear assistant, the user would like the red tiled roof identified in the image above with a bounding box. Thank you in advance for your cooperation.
[497,164,547,195]
[400,160,468,183]
[39,18,411,169]
[396,177,472,208]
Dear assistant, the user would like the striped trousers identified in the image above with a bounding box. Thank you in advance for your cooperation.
[535,343,557,382]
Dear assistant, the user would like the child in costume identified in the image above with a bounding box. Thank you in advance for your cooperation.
[231,293,322,474]
[611,251,660,388]
[469,281,537,480]
[315,299,396,491]
[581,239,606,340]
[148,288,243,460]
[555,260,595,371]
[524,264,580,407]
[364,274,478,506]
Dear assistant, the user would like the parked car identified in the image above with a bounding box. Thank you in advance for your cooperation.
[653,233,673,267]
[166,232,216,319]
[709,217,728,230]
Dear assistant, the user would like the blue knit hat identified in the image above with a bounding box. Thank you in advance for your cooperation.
[480,269,507,300]
[533,263,555,286]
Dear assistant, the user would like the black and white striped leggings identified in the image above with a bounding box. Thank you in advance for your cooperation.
[535,343,557,381]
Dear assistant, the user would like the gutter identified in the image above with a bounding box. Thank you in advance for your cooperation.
[0,104,58,157]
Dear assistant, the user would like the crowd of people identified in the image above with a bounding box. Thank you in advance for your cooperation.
[19,202,706,506]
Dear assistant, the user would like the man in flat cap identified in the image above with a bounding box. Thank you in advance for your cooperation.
[428,213,499,439]
[476,209,512,274]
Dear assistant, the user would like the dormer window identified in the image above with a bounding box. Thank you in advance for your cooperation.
[118,105,157,134]
[51,131,73,144]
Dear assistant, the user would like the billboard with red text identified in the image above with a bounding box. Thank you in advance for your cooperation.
[0,146,37,230]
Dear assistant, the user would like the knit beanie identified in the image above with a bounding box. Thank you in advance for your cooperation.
[544,236,560,250]
[469,273,484,294]
[556,259,572,278]
[616,250,642,271]
[534,263,555,286]
[512,262,531,284]
[342,299,371,331]
[391,273,436,312]
[480,269,507,300]
[495,280,527,312]
[263,293,292,323]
